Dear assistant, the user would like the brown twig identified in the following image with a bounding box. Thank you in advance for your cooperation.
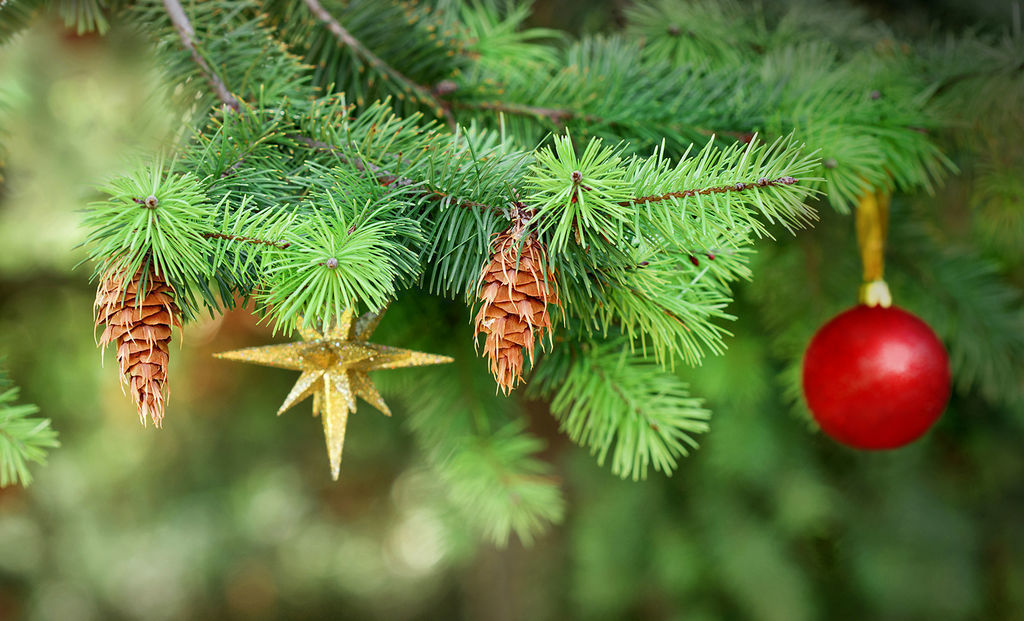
[301,0,455,129]
[293,135,803,225]
[128,197,290,248]
[452,100,594,125]
[622,176,798,206]
[450,99,751,141]
[220,158,246,178]
[201,232,290,249]
[162,0,240,112]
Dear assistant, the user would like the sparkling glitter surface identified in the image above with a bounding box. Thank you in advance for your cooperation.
[215,308,453,480]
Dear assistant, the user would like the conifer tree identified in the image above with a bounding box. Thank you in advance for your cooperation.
[0,0,1020,559]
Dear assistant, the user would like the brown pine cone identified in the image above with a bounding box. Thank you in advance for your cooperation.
[474,224,560,393]
[95,263,181,427]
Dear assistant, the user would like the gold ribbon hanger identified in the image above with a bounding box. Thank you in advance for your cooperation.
[856,190,892,307]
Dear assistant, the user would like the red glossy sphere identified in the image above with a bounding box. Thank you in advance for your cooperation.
[802,305,951,450]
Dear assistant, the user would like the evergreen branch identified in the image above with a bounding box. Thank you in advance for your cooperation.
[110,193,290,252]
[890,222,1024,406]
[100,223,291,251]
[450,98,752,142]
[624,175,798,206]
[219,157,245,178]
[455,0,563,73]
[925,50,1024,102]
[55,0,111,35]
[397,348,565,546]
[257,186,423,332]
[84,163,216,317]
[526,134,817,255]
[201,232,290,250]
[0,0,43,44]
[301,0,454,126]
[620,283,688,330]
[0,374,59,487]
[437,423,565,546]
[572,256,737,367]
[290,134,400,182]
[449,34,760,149]
[302,125,802,228]
[290,133,503,213]
[452,99,588,125]
[530,339,711,480]
[585,265,693,334]
[162,0,240,112]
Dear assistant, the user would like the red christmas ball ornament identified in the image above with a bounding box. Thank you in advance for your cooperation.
[802,305,951,449]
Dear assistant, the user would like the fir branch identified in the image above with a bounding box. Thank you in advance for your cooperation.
[449,33,760,149]
[291,133,503,213]
[302,122,804,227]
[290,134,399,182]
[452,99,588,125]
[257,186,423,332]
[201,232,290,250]
[624,175,798,206]
[83,164,240,317]
[55,0,111,35]
[925,48,1024,102]
[162,0,240,112]
[0,375,59,487]
[530,339,711,481]
[399,348,565,546]
[455,0,563,73]
[526,134,817,256]
[301,0,454,126]
[219,157,245,178]
[437,423,564,546]
[114,202,289,253]
[0,0,43,44]
[573,256,737,367]
[450,98,752,142]
[890,222,1024,406]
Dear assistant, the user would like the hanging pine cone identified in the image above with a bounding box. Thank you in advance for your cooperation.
[474,219,560,393]
[95,263,180,427]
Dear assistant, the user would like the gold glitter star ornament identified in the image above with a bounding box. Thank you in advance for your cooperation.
[215,308,452,480]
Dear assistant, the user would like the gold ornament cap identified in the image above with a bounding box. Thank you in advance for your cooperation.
[858,279,892,308]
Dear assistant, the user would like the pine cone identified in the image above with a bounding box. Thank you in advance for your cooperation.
[95,263,180,427]
[474,224,560,393]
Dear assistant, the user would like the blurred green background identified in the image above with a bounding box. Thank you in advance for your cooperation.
[1,1,1023,620]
